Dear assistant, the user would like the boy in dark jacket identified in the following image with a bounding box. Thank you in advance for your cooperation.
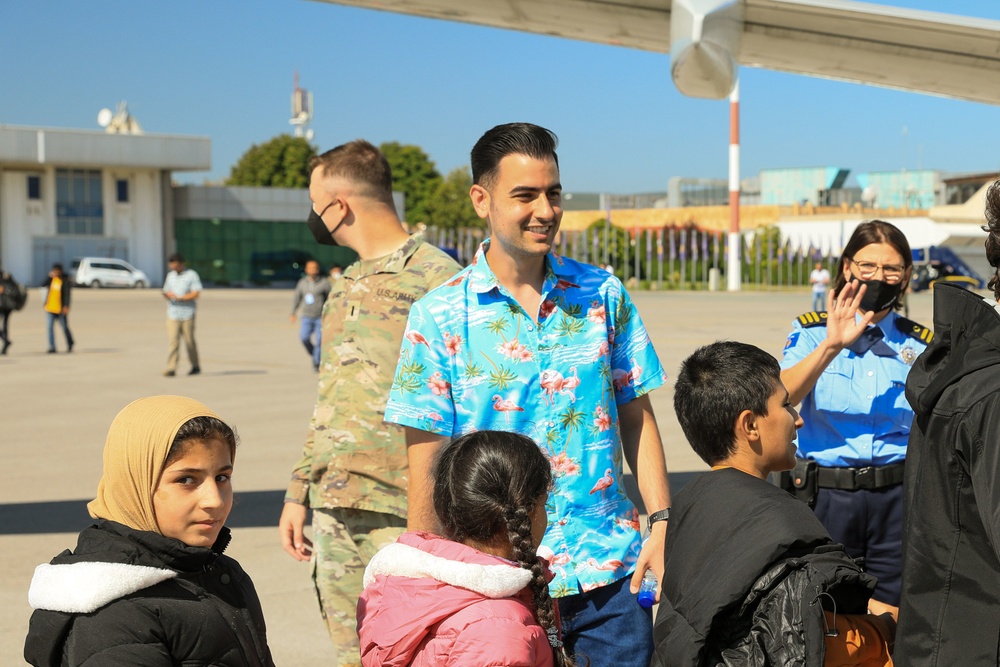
[651,341,895,667]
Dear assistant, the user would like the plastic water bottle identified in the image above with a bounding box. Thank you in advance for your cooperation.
[637,570,658,608]
[636,527,658,608]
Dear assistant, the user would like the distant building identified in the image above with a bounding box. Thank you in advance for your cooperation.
[668,177,728,208]
[667,176,760,207]
[856,170,940,210]
[760,167,850,206]
[172,186,366,285]
[940,171,999,206]
[0,125,209,285]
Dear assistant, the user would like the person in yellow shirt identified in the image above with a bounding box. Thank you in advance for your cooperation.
[41,263,74,354]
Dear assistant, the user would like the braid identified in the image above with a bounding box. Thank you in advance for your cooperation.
[505,505,578,667]
[433,431,582,666]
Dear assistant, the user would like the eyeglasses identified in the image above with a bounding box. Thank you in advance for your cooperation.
[849,257,906,282]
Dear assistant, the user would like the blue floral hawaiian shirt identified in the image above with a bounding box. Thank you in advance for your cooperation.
[385,239,667,596]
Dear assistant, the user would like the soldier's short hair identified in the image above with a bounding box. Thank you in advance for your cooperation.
[309,140,395,207]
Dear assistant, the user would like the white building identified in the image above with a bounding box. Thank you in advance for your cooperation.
[0,125,209,285]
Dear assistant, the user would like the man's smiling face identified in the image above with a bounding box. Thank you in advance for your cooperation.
[473,153,562,263]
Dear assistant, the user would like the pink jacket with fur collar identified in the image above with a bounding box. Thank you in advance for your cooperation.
[357,531,555,667]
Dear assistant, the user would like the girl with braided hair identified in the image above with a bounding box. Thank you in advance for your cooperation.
[358,430,580,667]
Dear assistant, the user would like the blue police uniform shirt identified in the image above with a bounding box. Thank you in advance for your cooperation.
[779,310,928,467]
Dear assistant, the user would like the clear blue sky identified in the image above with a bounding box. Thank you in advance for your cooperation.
[2,1,999,193]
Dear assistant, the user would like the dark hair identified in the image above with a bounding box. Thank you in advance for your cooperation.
[673,341,781,466]
[51,263,63,272]
[164,416,238,468]
[832,220,912,311]
[433,430,576,667]
[167,253,184,264]
[470,123,559,191]
[983,180,1000,300]
[309,139,394,207]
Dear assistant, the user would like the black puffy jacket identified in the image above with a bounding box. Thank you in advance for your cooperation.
[24,520,275,667]
[651,469,876,667]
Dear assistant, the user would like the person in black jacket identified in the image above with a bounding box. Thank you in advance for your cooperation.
[896,179,1000,666]
[24,395,275,667]
[0,267,21,354]
[652,341,895,667]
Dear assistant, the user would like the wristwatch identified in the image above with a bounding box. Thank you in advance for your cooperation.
[647,508,670,531]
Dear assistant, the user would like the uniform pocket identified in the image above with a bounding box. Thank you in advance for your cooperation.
[815,365,854,413]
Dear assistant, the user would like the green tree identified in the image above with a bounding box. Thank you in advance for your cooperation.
[425,166,484,230]
[227,134,316,188]
[379,142,442,224]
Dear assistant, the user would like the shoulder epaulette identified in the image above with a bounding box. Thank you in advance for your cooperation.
[896,316,934,344]
[796,311,828,328]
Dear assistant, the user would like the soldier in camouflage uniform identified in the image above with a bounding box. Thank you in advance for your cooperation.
[279,140,460,667]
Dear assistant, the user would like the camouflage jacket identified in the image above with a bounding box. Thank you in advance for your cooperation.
[285,233,460,518]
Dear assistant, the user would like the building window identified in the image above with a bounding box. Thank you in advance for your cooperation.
[27,175,41,200]
[116,179,129,203]
[56,169,103,235]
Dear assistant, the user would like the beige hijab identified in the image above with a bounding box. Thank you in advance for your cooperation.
[87,395,222,534]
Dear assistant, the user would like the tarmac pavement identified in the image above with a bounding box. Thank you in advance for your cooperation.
[0,285,937,665]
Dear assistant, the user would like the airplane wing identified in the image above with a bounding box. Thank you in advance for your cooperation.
[309,0,1000,104]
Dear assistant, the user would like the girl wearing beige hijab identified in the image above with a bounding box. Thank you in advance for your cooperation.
[25,395,275,667]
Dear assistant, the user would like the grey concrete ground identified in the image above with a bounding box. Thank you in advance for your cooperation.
[0,286,937,665]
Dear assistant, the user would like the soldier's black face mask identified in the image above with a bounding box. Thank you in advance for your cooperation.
[307,202,339,246]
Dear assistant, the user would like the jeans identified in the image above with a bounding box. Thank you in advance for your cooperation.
[46,311,74,351]
[812,290,826,312]
[557,575,653,667]
[299,315,322,367]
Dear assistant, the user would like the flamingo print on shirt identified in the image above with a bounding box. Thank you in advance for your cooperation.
[404,328,430,348]
[491,394,524,426]
[590,468,615,497]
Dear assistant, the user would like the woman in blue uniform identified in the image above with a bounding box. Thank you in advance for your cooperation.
[779,220,931,606]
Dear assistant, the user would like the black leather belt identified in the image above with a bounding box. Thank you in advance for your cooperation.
[816,462,905,490]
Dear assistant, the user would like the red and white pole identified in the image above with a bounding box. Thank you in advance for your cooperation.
[727,79,741,291]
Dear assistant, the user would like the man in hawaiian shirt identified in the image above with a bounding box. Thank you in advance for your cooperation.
[384,123,672,665]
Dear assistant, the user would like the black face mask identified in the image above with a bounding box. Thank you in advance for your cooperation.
[853,274,903,313]
[307,208,338,246]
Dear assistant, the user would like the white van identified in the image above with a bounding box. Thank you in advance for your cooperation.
[71,257,149,288]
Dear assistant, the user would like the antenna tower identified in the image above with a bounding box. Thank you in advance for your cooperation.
[290,71,314,141]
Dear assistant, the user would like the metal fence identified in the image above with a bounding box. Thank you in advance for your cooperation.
[423,225,839,290]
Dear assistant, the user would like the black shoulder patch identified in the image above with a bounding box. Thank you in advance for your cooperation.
[796,311,828,328]
[895,317,934,344]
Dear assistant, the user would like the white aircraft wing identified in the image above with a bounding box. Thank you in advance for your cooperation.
[310,0,1000,104]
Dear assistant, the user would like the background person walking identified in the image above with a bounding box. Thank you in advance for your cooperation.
[162,253,202,376]
[41,263,73,353]
[290,260,331,371]
[0,267,26,354]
